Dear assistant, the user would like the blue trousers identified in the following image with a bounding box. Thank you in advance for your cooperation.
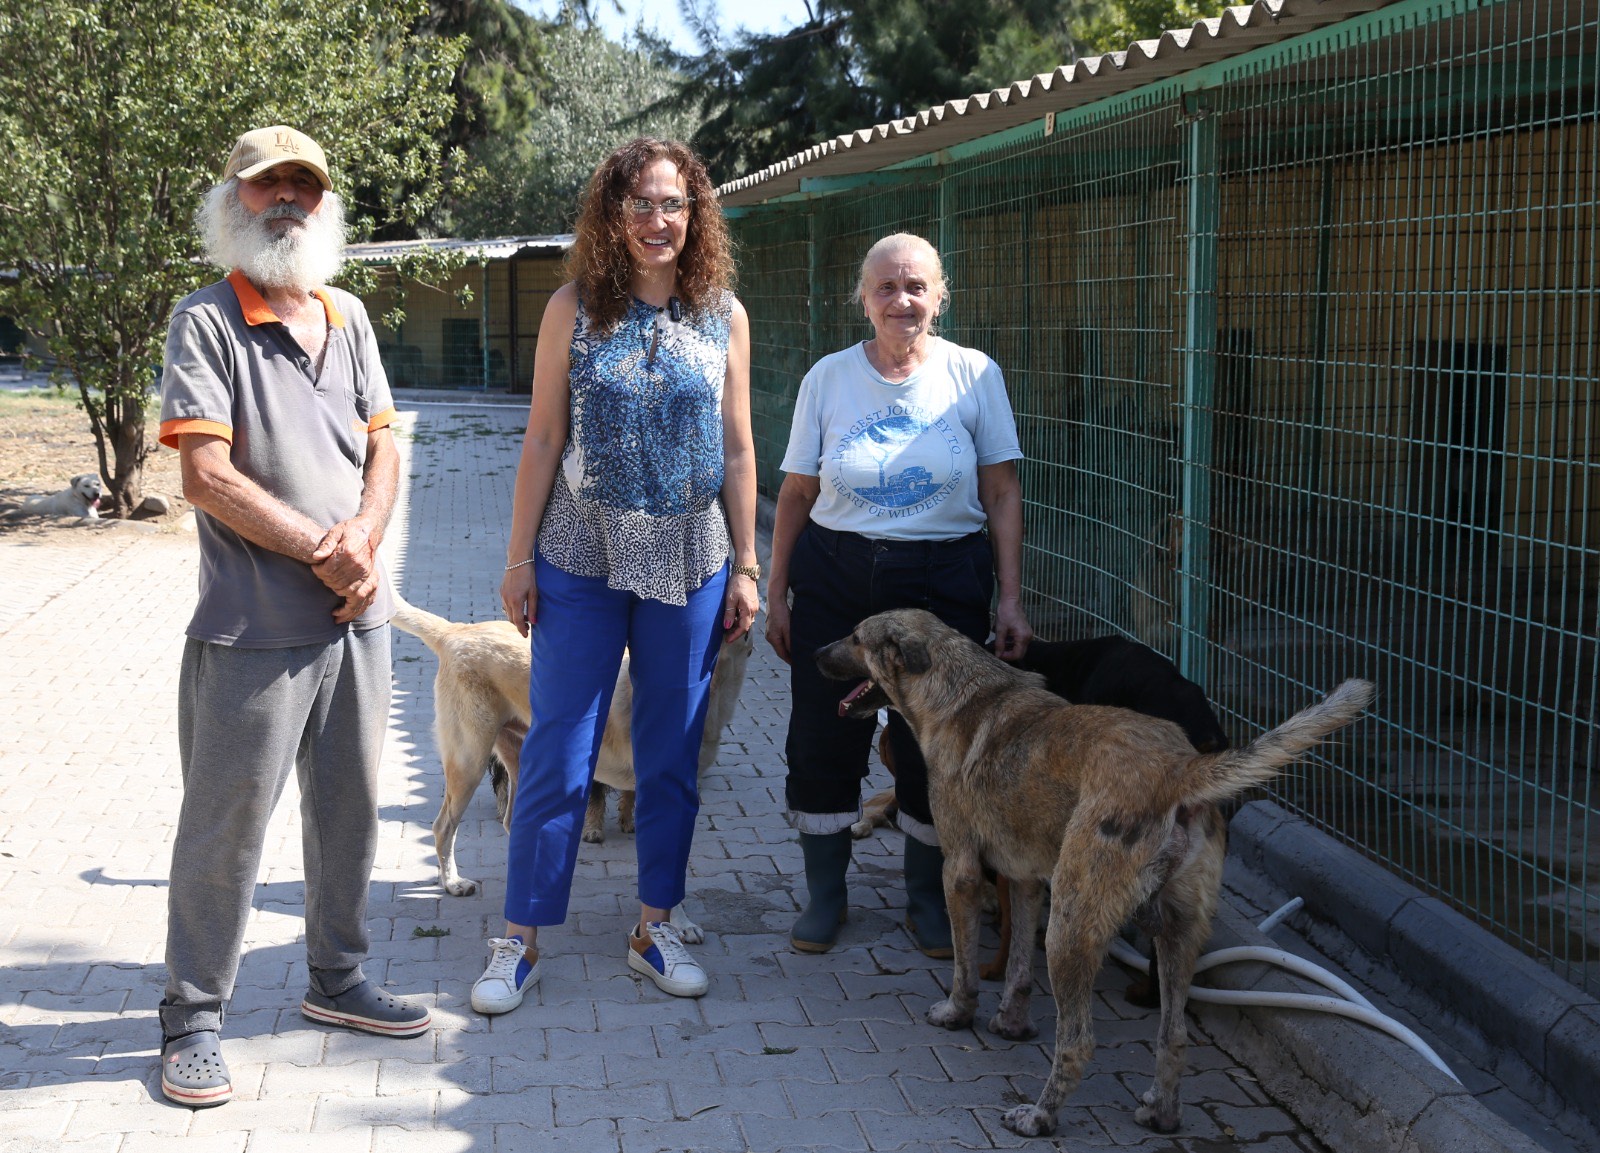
[504,557,727,926]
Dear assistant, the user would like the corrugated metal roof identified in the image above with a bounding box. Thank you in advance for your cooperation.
[718,0,1397,206]
[342,234,572,264]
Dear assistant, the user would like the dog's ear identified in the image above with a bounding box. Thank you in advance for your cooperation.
[892,636,932,675]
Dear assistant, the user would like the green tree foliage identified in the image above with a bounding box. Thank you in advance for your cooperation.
[1070,0,1224,57]
[849,0,1078,117]
[0,0,464,515]
[369,0,549,238]
[452,20,698,236]
[654,0,1233,184]
[655,0,1075,184]
[431,0,547,147]
[652,3,862,184]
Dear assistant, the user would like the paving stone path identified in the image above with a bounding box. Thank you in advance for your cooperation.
[0,397,1327,1151]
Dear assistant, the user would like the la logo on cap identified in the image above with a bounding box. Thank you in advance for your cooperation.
[273,131,302,156]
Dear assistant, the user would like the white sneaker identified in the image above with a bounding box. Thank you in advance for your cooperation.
[627,921,708,997]
[471,936,540,1015]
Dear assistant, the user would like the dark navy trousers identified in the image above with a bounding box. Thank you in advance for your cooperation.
[783,521,993,841]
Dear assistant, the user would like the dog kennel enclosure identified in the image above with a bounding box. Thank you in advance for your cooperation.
[722,0,1600,997]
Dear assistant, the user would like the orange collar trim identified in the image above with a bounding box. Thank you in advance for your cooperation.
[226,269,346,329]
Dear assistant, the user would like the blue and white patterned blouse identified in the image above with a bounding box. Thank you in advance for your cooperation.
[538,292,733,605]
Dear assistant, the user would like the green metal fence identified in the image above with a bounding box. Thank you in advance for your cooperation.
[729,0,1599,994]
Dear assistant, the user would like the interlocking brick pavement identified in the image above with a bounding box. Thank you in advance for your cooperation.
[0,396,1333,1151]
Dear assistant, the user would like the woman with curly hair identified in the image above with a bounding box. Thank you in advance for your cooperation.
[472,138,758,1014]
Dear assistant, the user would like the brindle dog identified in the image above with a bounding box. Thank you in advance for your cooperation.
[816,608,1374,1139]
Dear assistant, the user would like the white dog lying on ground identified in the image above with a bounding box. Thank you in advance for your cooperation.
[3,473,103,520]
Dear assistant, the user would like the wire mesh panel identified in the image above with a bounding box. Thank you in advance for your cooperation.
[732,210,811,494]
[1204,0,1600,994]
[729,0,1598,992]
[733,187,937,492]
[935,105,1191,650]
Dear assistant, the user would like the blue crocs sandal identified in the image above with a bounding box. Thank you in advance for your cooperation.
[301,980,430,1037]
[161,1030,232,1107]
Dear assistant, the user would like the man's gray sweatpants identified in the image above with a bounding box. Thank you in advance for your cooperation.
[160,625,390,1039]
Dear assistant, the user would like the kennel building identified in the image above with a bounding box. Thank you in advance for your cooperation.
[720,0,1600,1010]
[345,234,571,394]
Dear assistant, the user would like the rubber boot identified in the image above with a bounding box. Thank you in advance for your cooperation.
[903,836,954,959]
[791,831,852,953]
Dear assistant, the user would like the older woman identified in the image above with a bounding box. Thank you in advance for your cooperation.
[766,232,1031,956]
[472,139,759,1014]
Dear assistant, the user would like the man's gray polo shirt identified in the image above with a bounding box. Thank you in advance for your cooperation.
[160,270,397,648]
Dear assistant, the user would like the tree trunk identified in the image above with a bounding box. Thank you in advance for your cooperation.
[99,364,150,519]
[108,401,147,518]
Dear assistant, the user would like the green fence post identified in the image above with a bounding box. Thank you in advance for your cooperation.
[808,210,823,368]
[480,259,490,392]
[937,168,955,334]
[1179,94,1218,680]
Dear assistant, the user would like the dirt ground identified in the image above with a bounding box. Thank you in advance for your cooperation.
[0,389,189,539]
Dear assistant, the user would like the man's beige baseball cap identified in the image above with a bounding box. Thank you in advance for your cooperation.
[223,126,332,191]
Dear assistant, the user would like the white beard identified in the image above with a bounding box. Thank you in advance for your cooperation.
[199,180,347,293]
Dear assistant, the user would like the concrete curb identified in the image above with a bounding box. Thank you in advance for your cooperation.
[1198,799,1597,1152]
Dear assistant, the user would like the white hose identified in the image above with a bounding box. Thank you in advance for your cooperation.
[1255,895,1304,935]
[1105,901,1462,1085]
[1193,946,1376,1011]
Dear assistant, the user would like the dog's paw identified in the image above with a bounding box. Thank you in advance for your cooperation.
[1001,1103,1057,1137]
[444,876,480,897]
[849,819,873,839]
[675,919,704,945]
[1135,1093,1181,1133]
[667,904,704,944]
[618,814,635,834]
[581,826,605,844]
[987,1009,1038,1041]
[926,999,975,1030]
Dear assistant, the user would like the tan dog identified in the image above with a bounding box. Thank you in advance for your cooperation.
[391,596,755,931]
[816,608,1374,1139]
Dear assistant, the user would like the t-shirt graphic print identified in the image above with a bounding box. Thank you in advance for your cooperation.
[830,405,965,521]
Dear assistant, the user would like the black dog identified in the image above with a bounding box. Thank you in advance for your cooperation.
[985,635,1230,999]
[1015,637,1229,754]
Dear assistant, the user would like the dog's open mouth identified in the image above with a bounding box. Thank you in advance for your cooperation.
[838,679,888,718]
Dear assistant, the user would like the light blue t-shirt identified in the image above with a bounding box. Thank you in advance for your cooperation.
[780,338,1022,540]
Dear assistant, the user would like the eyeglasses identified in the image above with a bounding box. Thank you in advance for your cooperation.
[626,197,692,221]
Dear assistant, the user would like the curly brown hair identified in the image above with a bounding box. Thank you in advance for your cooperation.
[566,138,736,332]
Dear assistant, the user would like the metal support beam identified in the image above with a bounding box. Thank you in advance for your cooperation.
[1178,95,1218,680]
[480,260,490,392]
[937,173,956,333]
[808,210,824,368]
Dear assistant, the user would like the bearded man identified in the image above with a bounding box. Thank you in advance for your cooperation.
[155,126,427,1107]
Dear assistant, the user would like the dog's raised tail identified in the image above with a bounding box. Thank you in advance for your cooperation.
[388,592,455,652]
[1178,679,1376,808]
